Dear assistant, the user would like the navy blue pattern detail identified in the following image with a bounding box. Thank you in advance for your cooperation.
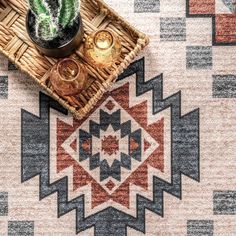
[79,109,142,181]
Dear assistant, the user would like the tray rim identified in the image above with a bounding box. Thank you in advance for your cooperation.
[0,0,149,120]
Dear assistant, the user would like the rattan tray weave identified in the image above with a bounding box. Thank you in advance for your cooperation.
[0,0,149,119]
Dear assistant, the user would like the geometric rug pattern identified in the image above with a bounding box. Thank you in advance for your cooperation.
[0,0,236,235]
[21,58,200,235]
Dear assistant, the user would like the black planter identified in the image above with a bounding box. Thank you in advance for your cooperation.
[26,10,84,58]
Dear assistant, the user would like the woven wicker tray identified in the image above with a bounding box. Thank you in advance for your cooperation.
[0,0,149,119]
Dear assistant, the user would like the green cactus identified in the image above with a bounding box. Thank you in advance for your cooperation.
[28,0,80,41]
[36,14,57,40]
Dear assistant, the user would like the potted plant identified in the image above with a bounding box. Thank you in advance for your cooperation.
[26,0,84,58]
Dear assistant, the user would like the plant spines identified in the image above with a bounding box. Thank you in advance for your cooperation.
[28,0,80,40]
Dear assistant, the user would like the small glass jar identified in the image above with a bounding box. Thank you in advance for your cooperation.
[84,29,121,68]
[50,58,87,96]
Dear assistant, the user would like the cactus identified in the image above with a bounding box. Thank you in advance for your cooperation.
[28,0,80,41]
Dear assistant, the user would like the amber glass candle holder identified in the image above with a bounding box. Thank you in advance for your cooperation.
[50,58,87,96]
[84,29,121,68]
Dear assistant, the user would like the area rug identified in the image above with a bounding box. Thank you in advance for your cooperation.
[0,0,236,235]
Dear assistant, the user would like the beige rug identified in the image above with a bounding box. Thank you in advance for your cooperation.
[0,0,236,235]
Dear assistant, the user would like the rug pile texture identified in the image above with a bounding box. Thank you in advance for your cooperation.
[0,0,236,235]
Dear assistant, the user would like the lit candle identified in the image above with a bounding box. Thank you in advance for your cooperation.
[58,59,79,80]
[84,29,121,68]
[50,58,87,96]
[94,30,113,50]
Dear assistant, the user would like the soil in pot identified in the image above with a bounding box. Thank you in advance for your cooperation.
[26,10,83,58]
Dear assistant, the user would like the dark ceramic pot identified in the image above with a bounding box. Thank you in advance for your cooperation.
[26,10,84,58]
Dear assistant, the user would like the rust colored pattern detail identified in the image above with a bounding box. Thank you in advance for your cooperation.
[187,0,236,45]
[215,14,236,44]
[57,81,165,209]
[101,135,119,155]
[188,0,215,15]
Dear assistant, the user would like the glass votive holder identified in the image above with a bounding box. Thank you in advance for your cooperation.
[84,29,121,68]
[50,58,87,96]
